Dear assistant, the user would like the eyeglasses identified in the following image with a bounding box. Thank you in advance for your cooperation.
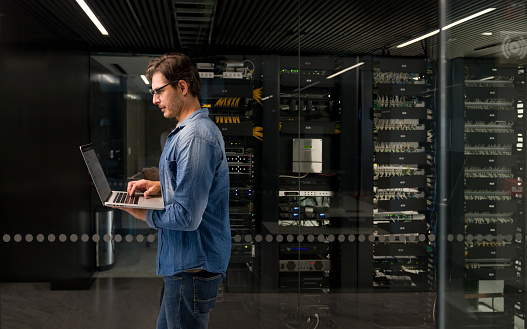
[149,81,177,98]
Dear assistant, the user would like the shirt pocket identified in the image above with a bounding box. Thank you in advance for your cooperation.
[164,159,178,201]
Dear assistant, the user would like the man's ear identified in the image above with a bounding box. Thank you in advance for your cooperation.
[179,80,189,95]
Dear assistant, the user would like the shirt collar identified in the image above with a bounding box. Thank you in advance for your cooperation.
[170,108,209,135]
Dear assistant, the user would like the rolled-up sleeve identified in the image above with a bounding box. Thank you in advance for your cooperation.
[145,209,157,229]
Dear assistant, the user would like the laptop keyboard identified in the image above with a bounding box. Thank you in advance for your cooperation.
[113,192,139,205]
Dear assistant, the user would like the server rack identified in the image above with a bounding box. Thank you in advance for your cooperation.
[276,56,342,292]
[199,57,261,292]
[451,58,526,328]
[370,56,435,291]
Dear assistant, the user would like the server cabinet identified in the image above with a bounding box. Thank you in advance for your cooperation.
[370,56,435,291]
[199,56,262,292]
[277,56,343,292]
[450,58,526,328]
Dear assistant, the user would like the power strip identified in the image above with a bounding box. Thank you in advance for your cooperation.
[223,71,243,79]
[198,71,214,79]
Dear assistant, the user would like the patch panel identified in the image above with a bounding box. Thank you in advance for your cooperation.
[373,212,425,221]
[198,71,214,79]
[279,259,331,272]
[278,190,334,197]
[226,154,253,163]
[228,164,252,174]
[223,71,244,79]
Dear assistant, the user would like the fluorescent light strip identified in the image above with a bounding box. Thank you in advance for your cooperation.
[397,30,440,48]
[442,8,496,31]
[326,62,365,79]
[102,74,116,84]
[397,8,496,48]
[76,0,109,35]
[294,81,321,92]
[292,62,365,92]
[479,76,494,81]
[141,75,149,84]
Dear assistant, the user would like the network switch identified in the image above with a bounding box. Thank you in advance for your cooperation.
[278,190,334,197]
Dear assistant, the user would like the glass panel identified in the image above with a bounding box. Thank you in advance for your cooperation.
[443,0,527,328]
[292,0,439,327]
[89,55,164,278]
[7,0,527,328]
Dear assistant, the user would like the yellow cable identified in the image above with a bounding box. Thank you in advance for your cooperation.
[253,126,264,141]
[253,87,263,106]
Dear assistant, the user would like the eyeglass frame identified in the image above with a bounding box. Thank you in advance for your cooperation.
[149,80,179,98]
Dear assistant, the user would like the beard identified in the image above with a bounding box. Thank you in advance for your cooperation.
[164,92,184,119]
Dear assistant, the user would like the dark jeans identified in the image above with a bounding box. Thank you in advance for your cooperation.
[156,271,223,329]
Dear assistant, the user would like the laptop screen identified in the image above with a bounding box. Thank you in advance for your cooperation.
[80,144,112,204]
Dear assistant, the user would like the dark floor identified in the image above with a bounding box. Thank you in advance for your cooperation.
[1,237,436,329]
[1,278,435,329]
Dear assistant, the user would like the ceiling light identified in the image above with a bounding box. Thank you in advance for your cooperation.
[102,74,117,84]
[326,62,365,79]
[397,30,440,48]
[482,32,493,36]
[294,81,321,92]
[291,62,365,92]
[76,0,109,35]
[141,75,149,84]
[479,76,494,81]
[442,8,496,31]
[397,8,496,48]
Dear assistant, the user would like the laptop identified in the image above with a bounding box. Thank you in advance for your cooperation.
[80,144,164,210]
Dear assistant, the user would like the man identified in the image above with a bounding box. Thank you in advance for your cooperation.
[117,53,231,329]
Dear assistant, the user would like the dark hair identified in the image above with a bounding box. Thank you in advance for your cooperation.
[145,52,201,98]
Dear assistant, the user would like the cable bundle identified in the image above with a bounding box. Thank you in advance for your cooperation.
[253,87,263,105]
[253,126,263,141]
[216,116,241,124]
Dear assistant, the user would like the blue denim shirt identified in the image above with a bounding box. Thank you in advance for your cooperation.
[145,108,231,276]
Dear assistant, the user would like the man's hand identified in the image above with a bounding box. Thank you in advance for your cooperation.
[127,179,161,198]
[111,206,148,222]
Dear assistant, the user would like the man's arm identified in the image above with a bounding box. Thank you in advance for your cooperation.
[114,207,148,221]
[149,137,216,231]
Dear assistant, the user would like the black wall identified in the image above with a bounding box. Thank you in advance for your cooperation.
[0,2,93,288]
